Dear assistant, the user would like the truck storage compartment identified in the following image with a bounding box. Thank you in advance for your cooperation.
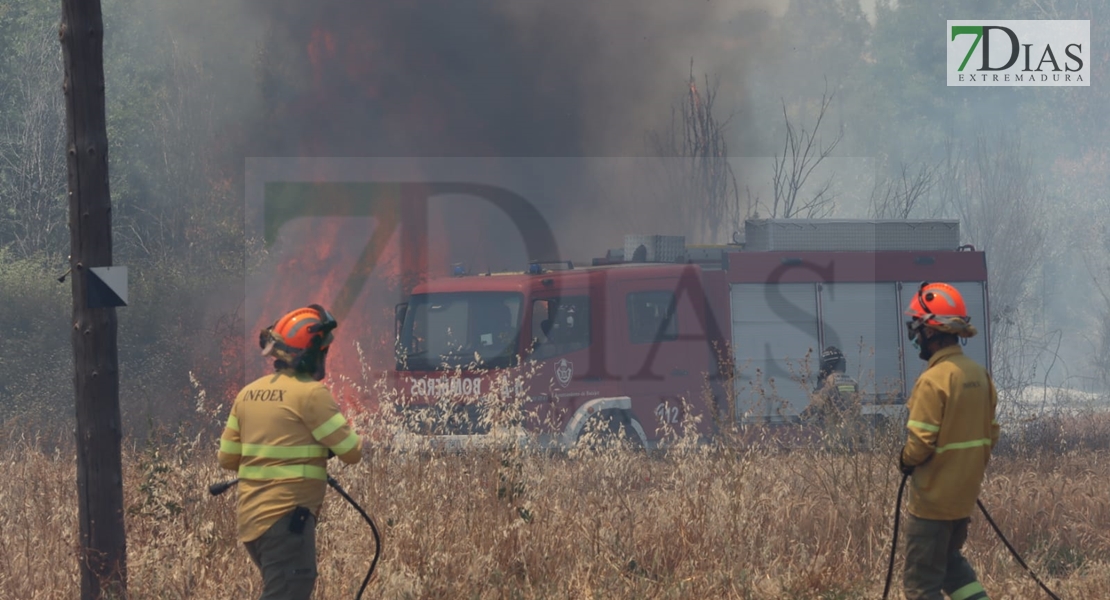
[819,282,904,405]
[729,278,991,424]
[730,283,820,422]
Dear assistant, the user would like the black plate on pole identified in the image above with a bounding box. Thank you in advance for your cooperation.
[88,266,128,308]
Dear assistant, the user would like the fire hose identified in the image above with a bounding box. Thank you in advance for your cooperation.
[882,473,1062,600]
[209,476,382,599]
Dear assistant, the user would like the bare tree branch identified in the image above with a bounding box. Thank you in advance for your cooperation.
[868,161,939,219]
[1078,217,1110,390]
[648,60,745,243]
[941,132,1049,394]
[769,80,842,218]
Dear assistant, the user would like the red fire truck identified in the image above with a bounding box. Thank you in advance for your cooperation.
[389,219,991,449]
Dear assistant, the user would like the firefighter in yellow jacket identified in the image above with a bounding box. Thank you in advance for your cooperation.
[219,304,363,600]
[806,346,862,448]
[900,282,999,600]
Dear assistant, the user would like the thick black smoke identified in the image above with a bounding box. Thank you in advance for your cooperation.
[223,0,779,387]
[241,0,769,159]
[231,0,776,271]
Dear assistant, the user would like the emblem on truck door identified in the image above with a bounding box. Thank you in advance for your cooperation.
[555,358,573,388]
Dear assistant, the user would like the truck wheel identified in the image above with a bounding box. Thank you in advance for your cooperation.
[576,409,644,451]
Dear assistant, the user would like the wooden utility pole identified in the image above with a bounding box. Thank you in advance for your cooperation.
[59,0,128,597]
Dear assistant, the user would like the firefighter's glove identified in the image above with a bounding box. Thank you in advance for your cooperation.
[898,449,915,476]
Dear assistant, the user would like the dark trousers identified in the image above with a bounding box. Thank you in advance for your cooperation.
[244,511,318,600]
[903,514,988,600]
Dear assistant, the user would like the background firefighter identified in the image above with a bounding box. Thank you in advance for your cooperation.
[899,282,999,600]
[802,345,862,451]
[218,304,364,600]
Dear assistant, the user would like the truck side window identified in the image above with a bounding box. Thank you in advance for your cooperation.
[529,296,590,359]
[626,291,678,344]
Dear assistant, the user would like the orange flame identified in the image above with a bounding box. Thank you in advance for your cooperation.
[241,19,474,413]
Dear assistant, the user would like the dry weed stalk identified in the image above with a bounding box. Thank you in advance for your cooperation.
[3,361,1109,599]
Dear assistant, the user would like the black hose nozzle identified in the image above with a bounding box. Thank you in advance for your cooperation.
[209,479,239,496]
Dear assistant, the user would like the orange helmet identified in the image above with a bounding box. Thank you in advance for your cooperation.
[905,282,977,338]
[259,304,337,364]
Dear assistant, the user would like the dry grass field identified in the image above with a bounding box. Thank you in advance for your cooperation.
[2,397,1109,600]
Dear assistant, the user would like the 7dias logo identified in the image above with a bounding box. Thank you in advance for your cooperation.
[947,20,1089,86]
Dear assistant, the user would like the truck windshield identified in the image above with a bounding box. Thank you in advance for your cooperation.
[397,292,524,371]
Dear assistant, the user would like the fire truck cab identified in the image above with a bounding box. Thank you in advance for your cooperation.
[390,219,991,449]
[392,258,729,448]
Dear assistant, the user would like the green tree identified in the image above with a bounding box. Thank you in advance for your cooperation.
[849,0,1033,164]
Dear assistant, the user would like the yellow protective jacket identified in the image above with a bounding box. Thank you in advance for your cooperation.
[803,372,860,424]
[218,369,362,543]
[817,372,860,411]
[901,345,1000,520]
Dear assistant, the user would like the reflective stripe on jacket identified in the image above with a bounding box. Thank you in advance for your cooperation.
[902,345,999,520]
[811,372,859,413]
[218,369,362,542]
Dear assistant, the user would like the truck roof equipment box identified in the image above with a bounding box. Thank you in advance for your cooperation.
[744,219,960,252]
